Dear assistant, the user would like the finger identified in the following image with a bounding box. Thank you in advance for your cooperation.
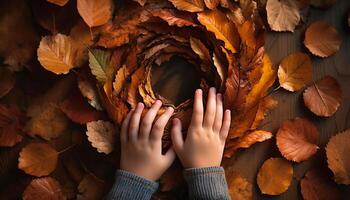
[170,118,184,153]
[139,100,162,140]
[203,87,216,129]
[162,147,176,169]
[213,93,223,133]
[150,107,174,142]
[128,102,144,143]
[220,109,231,142]
[190,89,203,128]
[121,110,133,144]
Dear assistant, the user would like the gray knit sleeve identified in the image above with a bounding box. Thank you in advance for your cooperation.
[184,166,231,200]
[105,170,158,200]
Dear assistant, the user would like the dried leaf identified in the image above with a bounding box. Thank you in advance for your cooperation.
[37,34,79,75]
[113,65,129,96]
[23,177,66,200]
[276,118,319,162]
[190,37,211,63]
[229,130,273,150]
[266,0,300,32]
[326,129,350,185]
[278,52,312,92]
[257,157,293,195]
[0,67,16,98]
[204,0,219,9]
[301,168,341,200]
[303,76,342,117]
[86,120,116,154]
[0,104,24,147]
[304,21,341,58]
[78,72,104,111]
[47,0,70,6]
[77,0,114,27]
[226,171,253,200]
[77,174,107,200]
[151,9,197,27]
[198,9,240,53]
[88,49,113,83]
[18,143,58,177]
[168,0,205,12]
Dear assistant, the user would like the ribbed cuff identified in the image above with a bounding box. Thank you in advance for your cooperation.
[106,170,159,200]
[184,167,230,200]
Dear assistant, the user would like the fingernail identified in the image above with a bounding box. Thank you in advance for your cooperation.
[137,102,144,109]
[210,87,216,93]
[217,93,222,100]
[196,89,202,94]
[168,107,174,112]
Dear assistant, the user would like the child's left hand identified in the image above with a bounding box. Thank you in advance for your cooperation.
[120,100,176,181]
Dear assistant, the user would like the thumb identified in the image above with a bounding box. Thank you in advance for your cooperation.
[162,147,176,168]
[171,118,184,153]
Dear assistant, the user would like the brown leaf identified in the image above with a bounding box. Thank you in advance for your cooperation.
[278,52,312,92]
[78,71,104,111]
[257,157,293,195]
[168,0,205,12]
[0,67,16,98]
[151,9,197,27]
[47,0,70,6]
[18,143,58,177]
[226,170,253,200]
[198,9,240,53]
[204,0,219,9]
[77,174,107,200]
[276,118,319,162]
[37,34,80,75]
[0,104,24,147]
[228,130,273,150]
[86,120,116,154]
[113,65,129,96]
[190,37,211,63]
[266,0,301,32]
[301,168,341,200]
[77,0,114,27]
[326,129,350,185]
[303,76,342,117]
[23,177,66,200]
[304,21,341,58]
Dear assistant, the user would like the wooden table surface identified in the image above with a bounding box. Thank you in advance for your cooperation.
[223,1,350,199]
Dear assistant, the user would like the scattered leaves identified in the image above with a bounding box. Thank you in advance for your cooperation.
[86,120,116,154]
[23,177,67,200]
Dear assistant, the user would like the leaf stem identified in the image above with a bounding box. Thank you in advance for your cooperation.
[58,144,76,154]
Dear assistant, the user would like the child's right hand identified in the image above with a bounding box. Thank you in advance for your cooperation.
[171,88,231,168]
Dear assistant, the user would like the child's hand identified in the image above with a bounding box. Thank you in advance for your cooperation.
[120,100,176,181]
[171,88,231,168]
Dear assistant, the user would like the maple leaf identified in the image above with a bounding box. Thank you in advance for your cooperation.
[257,157,293,195]
[37,34,80,75]
[0,67,16,99]
[326,129,350,185]
[22,177,66,200]
[18,143,58,177]
[266,0,301,32]
[47,0,70,6]
[88,49,114,84]
[198,9,240,53]
[304,21,342,58]
[86,120,116,154]
[168,0,205,12]
[278,52,312,92]
[303,76,342,117]
[77,0,114,27]
[276,118,319,162]
[0,104,24,147]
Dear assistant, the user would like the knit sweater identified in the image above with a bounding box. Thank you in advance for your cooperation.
[106,166,230,200]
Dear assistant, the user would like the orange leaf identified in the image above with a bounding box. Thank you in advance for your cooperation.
[168,0,205,12]
[326,129,350,185]
[77,0,114,27]
[0,67,16,98]
[276,118,319,162]
[227,130,273,150]
[304,21,341,58]
[266,0,300,32]
[190,37,211,63]
[204,0,219,9]
[23,177,66,200]
[77,174,108,200]
[18,143,58,177]
[0,104,24,147]
[278,52,312,92]
[86,120,116,154]
[47,0,70,6]
[303,75,342,117]
[151,9,197,27]
[257,157,293,195]
[226,170,253,200]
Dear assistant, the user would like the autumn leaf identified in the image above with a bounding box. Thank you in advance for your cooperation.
[23,177,66,200]
[0,104,24,147]
[198,9,240,53]
[86,120,116,154]
[301,168,341,200]
[77,0,114,27]
[304,21,341,58]
[88,49,113,84]
[190,37,211,63]
[266,0,301,32]
[326,129,350,185]
[303,76,342,117]
[113,65,129,96]
[77,174,107,200]
[37,34,79,74]
[0,67,16,98]
[276,118,319,162]
[226,170,253,200]
[151,9,197,27]
[18,143,59,177]
[227,130,273,151]
[257,157,293,195]
[78,71,104,111]
[278,52,312,92]
[47,0,70,6]
[168,0,205,12]
[204,0,219,10]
